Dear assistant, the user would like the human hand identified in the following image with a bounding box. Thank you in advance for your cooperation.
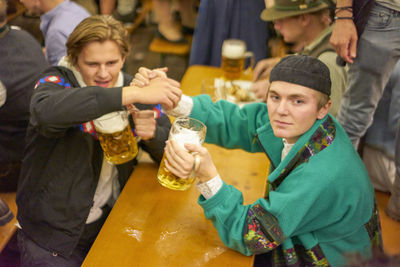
[330,19,358,64]
[131,109,157,140]
[250,79,269,101]
[164,140,218,183]
[123,76,182,109]
[130,67,168,87]
[252,57,280,82]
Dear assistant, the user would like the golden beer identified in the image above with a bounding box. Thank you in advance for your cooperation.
[221,39,254,80]
[221,55,245,80]
[157,118,206,191]
[94,111,138,165]
[157,154,195,191]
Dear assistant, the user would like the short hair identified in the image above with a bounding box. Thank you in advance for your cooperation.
[66,15,130,66]
[317,92,330,109]
[0,0,7,24]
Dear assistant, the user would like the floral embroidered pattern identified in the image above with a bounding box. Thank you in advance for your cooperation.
[269,244,330,267]
[271,117,336,190]
[244,204,285,254]
[364,201,383,249]
[251,117,336,265]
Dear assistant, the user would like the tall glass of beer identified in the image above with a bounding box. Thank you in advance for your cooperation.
[157,117,207,191]
[93,111,138,165]
[221,39,254,80]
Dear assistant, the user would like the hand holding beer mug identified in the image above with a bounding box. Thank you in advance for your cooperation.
[157,117,207,191]
[164,141,219,185]
[93,111,138,165]
[221,39,255,80]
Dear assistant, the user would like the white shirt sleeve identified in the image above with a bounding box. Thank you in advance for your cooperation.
[165,94,193,117]
[195,174,223,199]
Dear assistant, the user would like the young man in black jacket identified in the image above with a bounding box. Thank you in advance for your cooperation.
[16,15,181,266]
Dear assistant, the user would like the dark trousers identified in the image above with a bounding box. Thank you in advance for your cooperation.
[0,161,20,192]
[18,205,111,267]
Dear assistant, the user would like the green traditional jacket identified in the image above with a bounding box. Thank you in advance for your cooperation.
[190,95,381,267]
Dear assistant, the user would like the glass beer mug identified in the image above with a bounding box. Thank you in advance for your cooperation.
[157,117,207,191]
[93,111,138,165]
[221,39,254,80]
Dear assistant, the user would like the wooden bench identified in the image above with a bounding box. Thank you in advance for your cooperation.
[0,192,17,252]
[149,37,191,67]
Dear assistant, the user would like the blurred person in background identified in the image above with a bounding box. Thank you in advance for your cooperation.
[152,0,197,43]
[362,62,400,221]
[330,0,400,221]
[189,0,269,66]
[19,0,90,65]
[0,0,48,193]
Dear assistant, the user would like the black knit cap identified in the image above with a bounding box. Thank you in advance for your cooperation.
[269,55,331,96]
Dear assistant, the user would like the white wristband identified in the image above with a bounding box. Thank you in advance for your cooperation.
[196,175,223,199]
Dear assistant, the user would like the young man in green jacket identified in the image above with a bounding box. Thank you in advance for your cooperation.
[135,55,381,266]
[163,55,382,266]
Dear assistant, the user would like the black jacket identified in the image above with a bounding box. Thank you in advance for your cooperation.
[16,66,171,257]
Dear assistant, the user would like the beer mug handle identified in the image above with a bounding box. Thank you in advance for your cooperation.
[124,108,143,142]
[244,51,255,77]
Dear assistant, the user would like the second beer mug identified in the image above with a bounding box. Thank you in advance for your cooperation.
[93,111,138,165]
[157,117,207,191]
[221,39,254,80]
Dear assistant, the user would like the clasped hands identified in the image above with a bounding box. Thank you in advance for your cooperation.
[132,67,219,183]
[125,67,181,141]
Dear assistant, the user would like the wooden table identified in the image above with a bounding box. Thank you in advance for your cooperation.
[0,192,17,252]
[83,66,270,267]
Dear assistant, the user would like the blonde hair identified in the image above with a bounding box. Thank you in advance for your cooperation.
[66,15,130,66]
[317,92,330,109]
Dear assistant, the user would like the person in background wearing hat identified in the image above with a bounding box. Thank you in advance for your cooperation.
[136,55,380,266]
[251,0,346,118]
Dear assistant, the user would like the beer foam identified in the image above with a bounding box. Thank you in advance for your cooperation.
[94,111,128,133]
[171,128,202,150]
[222,44,245,59]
